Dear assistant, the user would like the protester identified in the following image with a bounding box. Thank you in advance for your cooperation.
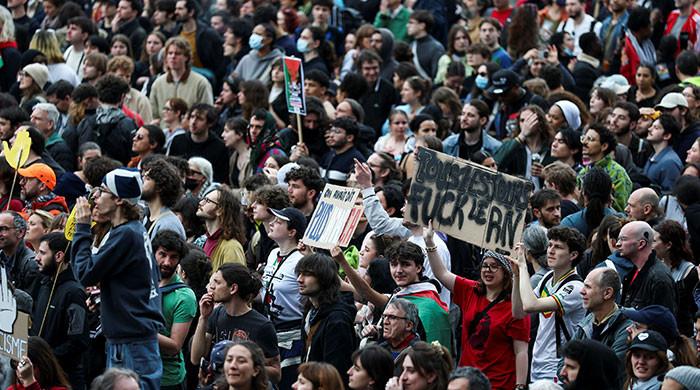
[623,330,670,390]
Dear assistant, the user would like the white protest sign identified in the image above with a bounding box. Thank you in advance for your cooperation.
[407,148,534,254]
[0,266,28,361]
[303,184,363,249]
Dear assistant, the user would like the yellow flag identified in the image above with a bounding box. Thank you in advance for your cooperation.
[2,130,31,170]
[64,206,77,241]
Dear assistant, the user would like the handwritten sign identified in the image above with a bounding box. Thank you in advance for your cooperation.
[303,185,363,249]
[0,266,28,361]
[283,57,306,115]
[407,148,534,254]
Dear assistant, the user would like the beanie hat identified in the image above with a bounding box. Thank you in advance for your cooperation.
[554,100,582,130]
[102,168,143,203]
[664,366,700,389]
[22,63,49,89]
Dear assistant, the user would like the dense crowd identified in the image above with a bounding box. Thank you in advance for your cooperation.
[1,0,700,389]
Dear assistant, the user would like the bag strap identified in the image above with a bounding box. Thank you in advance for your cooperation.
[467,289,508,335]
[551,272,582,357]
[160,282,188,295]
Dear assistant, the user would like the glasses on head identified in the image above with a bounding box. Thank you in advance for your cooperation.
[201,197,219,206]
[382,314,407,322]
[0,226,16,233]
[481,262,501,272]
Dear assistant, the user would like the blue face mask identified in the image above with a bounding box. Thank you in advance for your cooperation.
[249,34,264,50]
[475,75,489,90]
[296,38,310,54]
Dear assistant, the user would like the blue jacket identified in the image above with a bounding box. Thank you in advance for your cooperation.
[72,221,163,341]
[561,207,620,238]
[442,131,502,158]
[595,251,636,303]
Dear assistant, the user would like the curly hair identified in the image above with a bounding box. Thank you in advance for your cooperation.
[141,158,183,208]
[284,166,325,195]
[547,226,587,266]
[179,247,211,298]
[216,185,246,244]
[251,185,290,210]
[83,156,121,187]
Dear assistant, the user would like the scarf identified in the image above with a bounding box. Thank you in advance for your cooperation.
[627,30,656,67]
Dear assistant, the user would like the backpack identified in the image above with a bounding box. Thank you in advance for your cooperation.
[538,271,583,357]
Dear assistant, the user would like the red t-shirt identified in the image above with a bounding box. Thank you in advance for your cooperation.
[454,276,530,390]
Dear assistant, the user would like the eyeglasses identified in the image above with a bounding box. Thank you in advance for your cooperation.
[0,226,16,233]
[580,135,599,143]
[481,263,501,272]
[91,186,114,198]
[201,197,219,206]
[382,314,408,322]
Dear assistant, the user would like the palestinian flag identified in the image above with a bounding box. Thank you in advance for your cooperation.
[394,282,452,352]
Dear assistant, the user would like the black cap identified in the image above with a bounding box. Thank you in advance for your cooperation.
[270,207,307,236]
[487,69,520,95]
[621,305,679,343]
[629,330,668,352]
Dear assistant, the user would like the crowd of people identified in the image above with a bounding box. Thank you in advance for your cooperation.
[2,0,700,389]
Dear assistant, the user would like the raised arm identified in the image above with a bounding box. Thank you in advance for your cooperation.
[331,246,389,308]
[513,243,559,314]
[423,220,455,291]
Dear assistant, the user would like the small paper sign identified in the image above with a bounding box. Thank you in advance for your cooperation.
[303,185,363,249]
[283,56,306,116]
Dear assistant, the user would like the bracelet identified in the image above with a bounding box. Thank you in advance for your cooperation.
[425,246,437,253]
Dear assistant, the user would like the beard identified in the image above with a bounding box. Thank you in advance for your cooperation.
[141,187,156,202]
[462,124,481,134]
[160,265,176,279]
[40,259,58,276]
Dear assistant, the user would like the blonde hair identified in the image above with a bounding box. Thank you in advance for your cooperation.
[107,55,135,77]
[0,6,16,42]
[29,30,65,64]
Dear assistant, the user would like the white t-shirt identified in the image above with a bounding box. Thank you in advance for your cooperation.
[557,14,602,55]
[261,249,304,326]
[530,269,585,381]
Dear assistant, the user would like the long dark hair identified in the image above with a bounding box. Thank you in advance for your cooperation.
[582,167,612,239]
[222,340,269,390]
[18,336,71,388]
[295,253,340,307]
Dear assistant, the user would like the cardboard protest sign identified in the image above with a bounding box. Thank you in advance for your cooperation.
[283,57,306,115]
[0,266,29,361]
[303,185,363,249]
[407,148,534,254]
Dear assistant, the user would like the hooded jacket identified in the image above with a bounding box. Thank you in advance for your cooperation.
[233,48,283,85]
[565,339,624,389]
[303,292,358,385]
[686,203,700,262]
[377,28,398,82]
[77,106,136,165]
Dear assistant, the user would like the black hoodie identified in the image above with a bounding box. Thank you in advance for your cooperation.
[564,339,623,389]
[303,292,358,385]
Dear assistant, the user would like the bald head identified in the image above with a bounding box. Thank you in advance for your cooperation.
[625,188,659,221]
[617,221,654,260]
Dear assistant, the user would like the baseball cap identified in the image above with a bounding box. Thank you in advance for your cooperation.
[18,163,56,190]
[487,69,520,95]
[599,74,630,95]
[629,330,668,352]
[655,92,689,110]
[209,340,234,373]
[621,305,679,343]
[270,207,307,236]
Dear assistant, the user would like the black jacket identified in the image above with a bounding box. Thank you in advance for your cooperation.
[572,60,600,103]
[359,78,398,138]
[303,292,358,386]
[621,253,677,314]
[169,132,230,183]
[76,108,136,165]
[0,46,21,92]
[112,18,147,61]
[30,265,89,386]
[46,138,76,172]
[172,21,225,81]
[687,203,700,261]
[0,242,38,292]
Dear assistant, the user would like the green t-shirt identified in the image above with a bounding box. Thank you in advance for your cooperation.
[160,275,197,386]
